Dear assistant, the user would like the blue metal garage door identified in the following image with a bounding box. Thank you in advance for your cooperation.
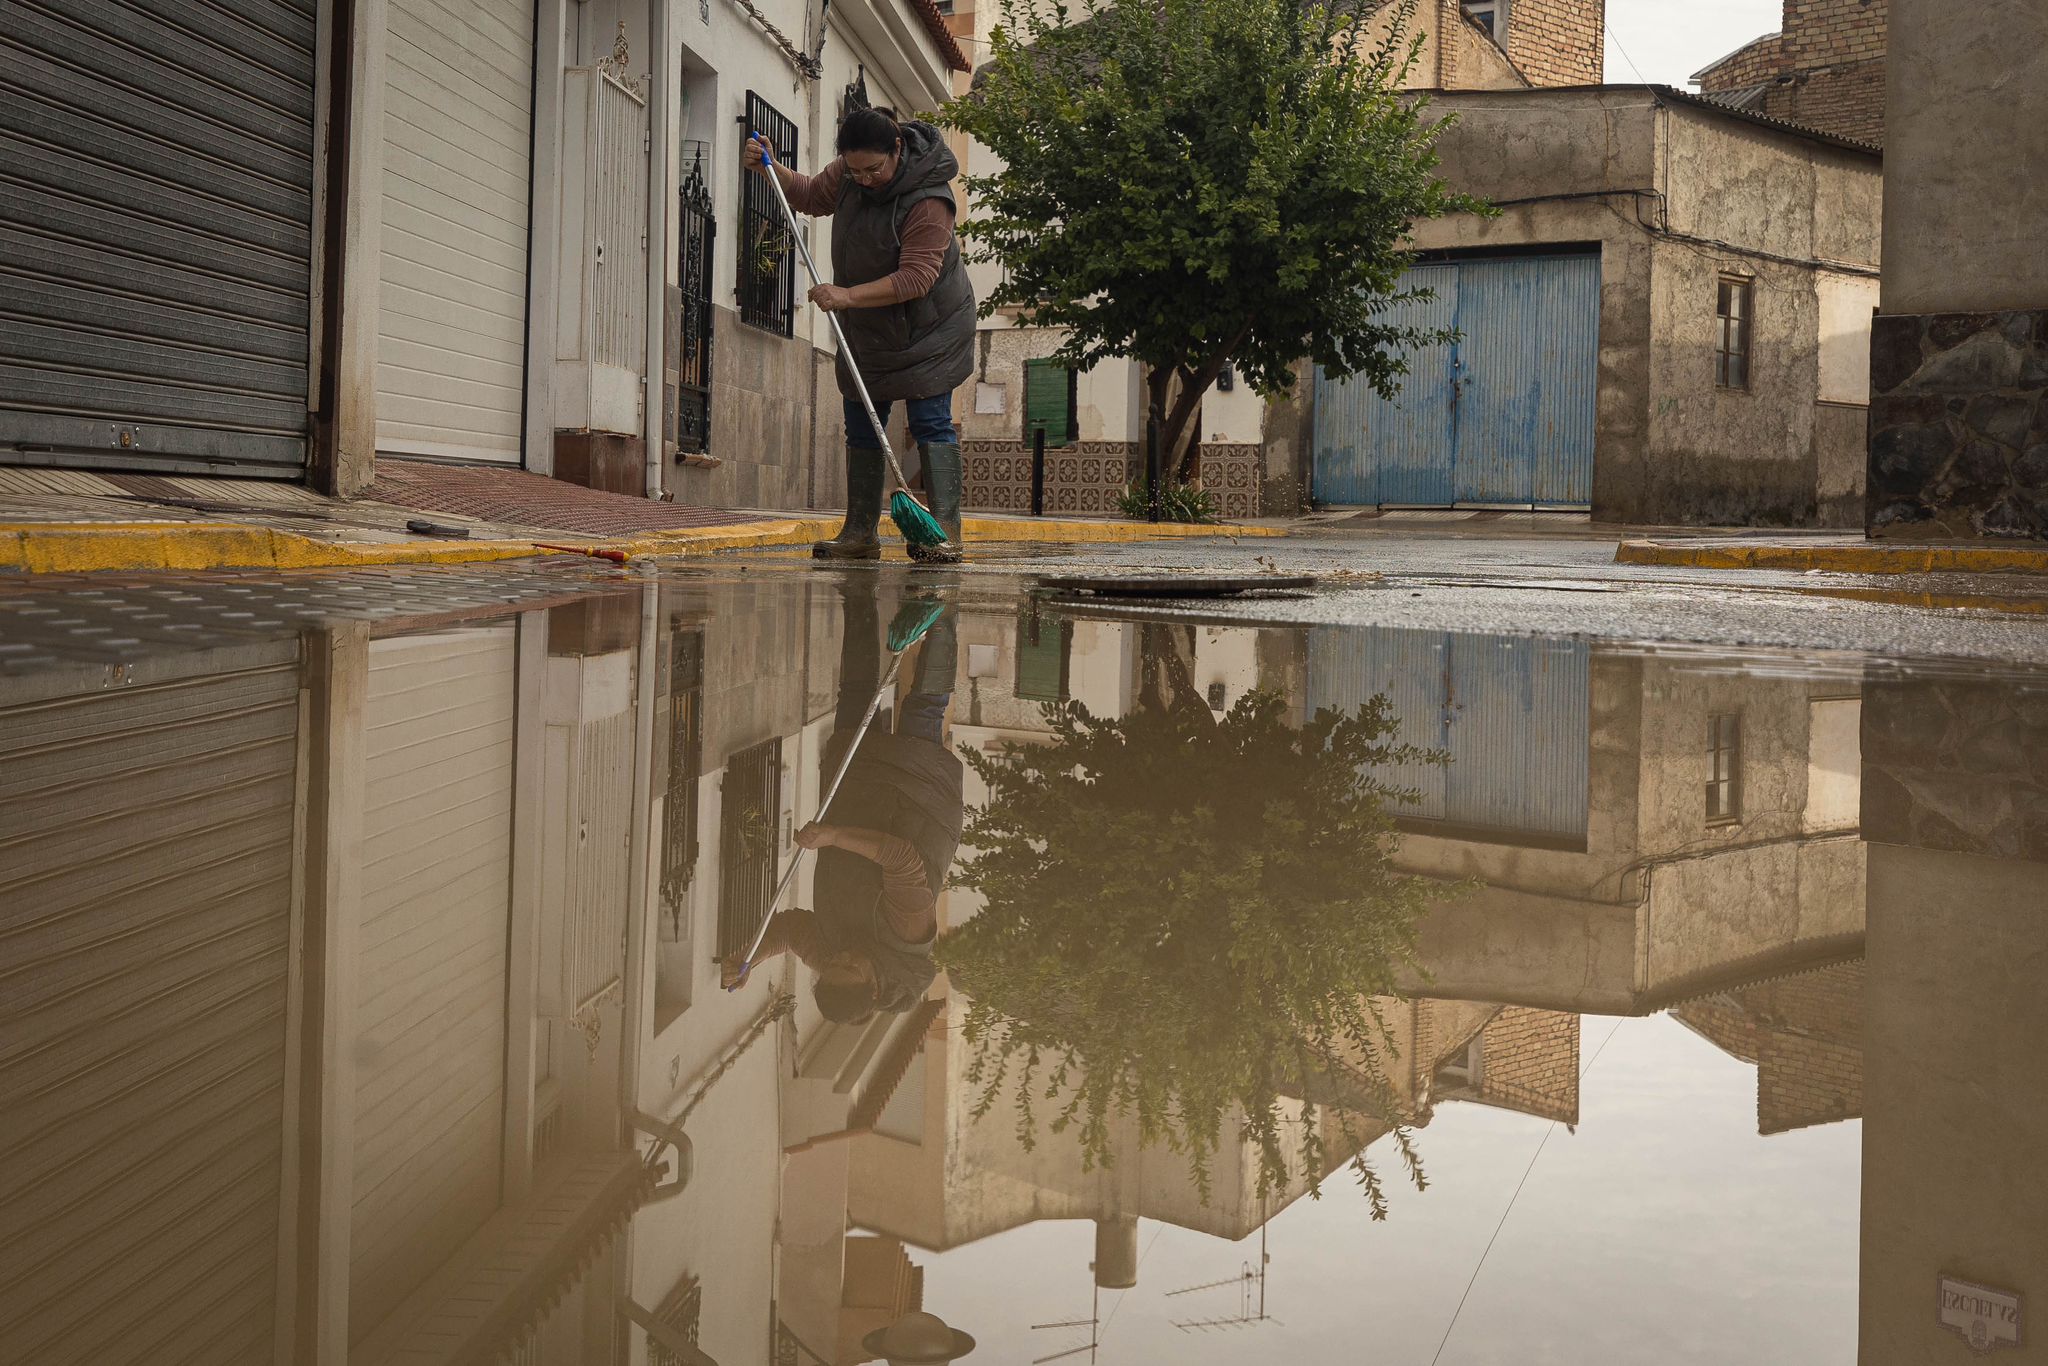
[1312,253,1599,508]
[1307,625,1590,845]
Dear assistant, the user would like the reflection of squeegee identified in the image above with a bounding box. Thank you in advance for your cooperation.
[725,596,947,987]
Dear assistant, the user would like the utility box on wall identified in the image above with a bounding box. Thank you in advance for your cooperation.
[555,67,650,438]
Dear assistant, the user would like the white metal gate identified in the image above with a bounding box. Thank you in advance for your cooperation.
[349,627,518,1341]
[375,0,537,463]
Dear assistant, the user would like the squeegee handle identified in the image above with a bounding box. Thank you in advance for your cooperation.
[751,134,908,488]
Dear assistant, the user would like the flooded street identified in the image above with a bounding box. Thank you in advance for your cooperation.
[2,558,2042,1366]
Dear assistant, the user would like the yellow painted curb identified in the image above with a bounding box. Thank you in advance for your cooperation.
[0,511,1284,575]
[1616,538,2048,575]
[0,523,551,575]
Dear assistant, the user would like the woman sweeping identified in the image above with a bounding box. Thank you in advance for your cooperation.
[745,107,976,564]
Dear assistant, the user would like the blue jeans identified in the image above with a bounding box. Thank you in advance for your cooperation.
[845,393,956,449]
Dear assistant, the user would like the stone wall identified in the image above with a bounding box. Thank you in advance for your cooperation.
[666,307,824,511]
[1503,0,1604,87]
[1866,310,2048,539]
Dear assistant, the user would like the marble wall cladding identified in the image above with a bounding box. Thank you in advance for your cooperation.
[1862,678,2048,863]
[1867,309,2048,539]
[962,441,1264,518]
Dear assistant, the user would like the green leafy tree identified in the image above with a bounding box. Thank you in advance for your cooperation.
[938,659,1452,1211]
[942,0,1489,476]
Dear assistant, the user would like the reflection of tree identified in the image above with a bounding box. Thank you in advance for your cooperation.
[939,660,1450,1213]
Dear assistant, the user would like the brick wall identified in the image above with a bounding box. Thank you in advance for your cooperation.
[1504,0,1605,87]
[1673,962,1865,1136]
[1476,1007,1581,1124]
[1695,34,1785,93]
[1695,0,1888,144]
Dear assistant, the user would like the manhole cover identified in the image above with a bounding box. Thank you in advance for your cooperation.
[1035,573,1317,598]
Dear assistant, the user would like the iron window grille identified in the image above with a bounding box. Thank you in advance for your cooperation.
[675,146,715,456]
[660,627,705,935]
[716,736,784,959]
[737,92,799,335]
[1707,712,1743,824]
[1716,276,1753,390]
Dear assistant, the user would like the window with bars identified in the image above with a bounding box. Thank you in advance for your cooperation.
[1707,713,1742,825]
[660,627,705,938]
[675,147,715,455]
[738,92,798,335]
[717,736,784,959]
[1716,276,1752,390]
[1023,358,1077,447]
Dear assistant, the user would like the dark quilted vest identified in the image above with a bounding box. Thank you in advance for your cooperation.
[831,121,977,405]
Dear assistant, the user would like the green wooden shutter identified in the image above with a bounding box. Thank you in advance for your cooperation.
[1015,607,1070,702]
[1024,359,1075,446]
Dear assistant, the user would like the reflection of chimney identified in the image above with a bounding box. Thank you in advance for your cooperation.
[1092,1216,1140,1290]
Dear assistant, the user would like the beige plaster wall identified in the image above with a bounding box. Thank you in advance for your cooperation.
[1880,0,2048,314]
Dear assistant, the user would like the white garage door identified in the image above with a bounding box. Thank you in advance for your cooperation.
[376,0,535,463]
[350,626,517,1344]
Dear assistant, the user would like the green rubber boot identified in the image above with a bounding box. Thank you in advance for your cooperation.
[813,445,885,560]
[908,442,965,565]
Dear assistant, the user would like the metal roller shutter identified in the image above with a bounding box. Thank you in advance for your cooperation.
[376,0,535,464]
[0,0,318,474]
[0,652,303,1362]
[350,626,517,1344]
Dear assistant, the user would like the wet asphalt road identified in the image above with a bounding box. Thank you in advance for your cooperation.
[767,528,2048,670]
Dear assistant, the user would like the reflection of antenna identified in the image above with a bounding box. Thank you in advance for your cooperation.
[1030,1286,1100,1365]
[1169,1226,1273,1333]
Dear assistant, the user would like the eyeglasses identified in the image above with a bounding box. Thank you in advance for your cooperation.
[845,153,896,183]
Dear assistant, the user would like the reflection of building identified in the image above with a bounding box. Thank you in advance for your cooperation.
[1674,963,1864,1135]
[1291,626,1867,1016]
[0,577,660,1365]
[1857,677,2048,1365]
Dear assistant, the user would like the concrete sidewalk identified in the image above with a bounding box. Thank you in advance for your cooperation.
[0,462,1278,575]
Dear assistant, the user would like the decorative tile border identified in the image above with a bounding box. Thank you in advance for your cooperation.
[964,440,1264,519]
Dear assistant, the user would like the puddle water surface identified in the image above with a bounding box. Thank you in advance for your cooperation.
[1,566,2042,1366]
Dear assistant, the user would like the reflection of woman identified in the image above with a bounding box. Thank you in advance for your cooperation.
[722,580,963,1023]
[745,108,976,564]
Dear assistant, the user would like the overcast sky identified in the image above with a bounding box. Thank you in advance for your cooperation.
[1601,0,1784,87]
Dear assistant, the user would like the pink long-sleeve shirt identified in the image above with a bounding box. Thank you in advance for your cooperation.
[782,159,955,303]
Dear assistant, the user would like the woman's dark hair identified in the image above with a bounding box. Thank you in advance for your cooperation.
[814,973,879,1025]
[837,107,902,157]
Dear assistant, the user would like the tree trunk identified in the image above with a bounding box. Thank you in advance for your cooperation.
[1150,326,1255,487]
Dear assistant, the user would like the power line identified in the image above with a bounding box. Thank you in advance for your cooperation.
[1427,1016,1628,1366]
[1605,21,1651,85]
